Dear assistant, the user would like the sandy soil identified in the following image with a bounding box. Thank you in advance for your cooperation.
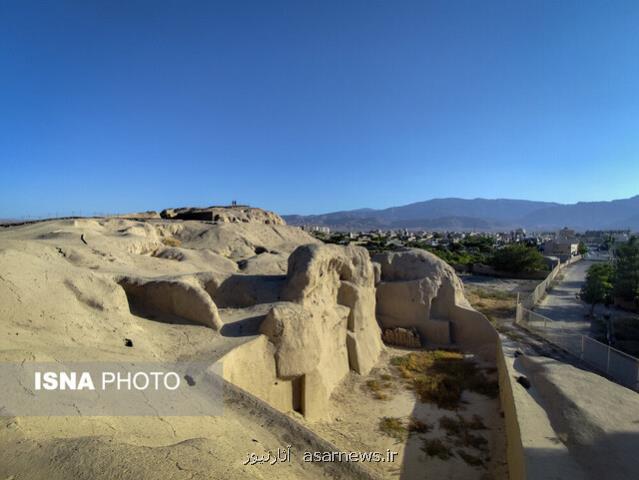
[298,347,508,480]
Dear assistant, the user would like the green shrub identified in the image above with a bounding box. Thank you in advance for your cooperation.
[490,244,546,273]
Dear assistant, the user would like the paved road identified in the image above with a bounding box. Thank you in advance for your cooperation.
[520,254,639,390]
[534,259,594,335]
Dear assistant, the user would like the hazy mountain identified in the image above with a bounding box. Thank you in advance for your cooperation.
[283,196,639,231]
[520,196,639,230]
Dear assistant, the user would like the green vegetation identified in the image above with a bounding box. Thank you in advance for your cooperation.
[321,232,351,246]
[578,241,588,255]
[408,235,495,267]
[580,263,614,315]
[489,244,546,273]
[390,350,498,409]
[316,230,552,277]
[611,317,639,357]
[591,316,639,357]
[361,234,395,253]
[580,236,639,311]
[582,238,639,356]
[613,236,639,308]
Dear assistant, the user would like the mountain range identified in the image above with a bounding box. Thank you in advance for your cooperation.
[283,196,639,232]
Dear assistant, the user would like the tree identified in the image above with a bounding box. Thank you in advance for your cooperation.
[489,244,546,273]
[577,241,588,256]
[613,236,639,307]
[580,263,614,315]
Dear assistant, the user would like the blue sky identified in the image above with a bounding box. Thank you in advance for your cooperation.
[1,0,638,217]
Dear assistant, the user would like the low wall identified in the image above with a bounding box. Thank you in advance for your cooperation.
[496,337,525,480]
[496,339,585,480]
[521,264,561,309]
[520,255,582,309]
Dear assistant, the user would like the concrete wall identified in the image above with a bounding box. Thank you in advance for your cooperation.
[496,338,526,480]
[520,255,582,310]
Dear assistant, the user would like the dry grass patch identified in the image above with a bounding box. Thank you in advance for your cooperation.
[379,416,432,442]
[421,438,453,460]
[439,415,488,451]
[466,287,517,325]
[379,417,407,441]
[365,378,392,400]
[457,450,485,467]
[471,288,516,302]
[407,417,431,434]
[390,350,498,409]
[419,414,491,467]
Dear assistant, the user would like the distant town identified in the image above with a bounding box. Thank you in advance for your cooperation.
[303,225,633,274]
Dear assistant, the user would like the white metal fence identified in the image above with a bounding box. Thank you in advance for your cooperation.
[516,304,639,391]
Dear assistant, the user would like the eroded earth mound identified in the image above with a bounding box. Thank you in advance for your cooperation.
[0,210,500,479]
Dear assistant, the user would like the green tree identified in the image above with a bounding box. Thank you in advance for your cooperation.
[577,241,588,255]
[613,236,639,306]
[489,244,546,273]
[580,263,614,315]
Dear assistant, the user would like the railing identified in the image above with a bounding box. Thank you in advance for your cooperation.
[516,303,639,391]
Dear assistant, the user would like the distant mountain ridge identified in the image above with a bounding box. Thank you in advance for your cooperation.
[283,196,639,231]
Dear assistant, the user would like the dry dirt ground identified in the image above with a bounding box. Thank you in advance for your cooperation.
[460,276,536,328]
[298,347,508,480]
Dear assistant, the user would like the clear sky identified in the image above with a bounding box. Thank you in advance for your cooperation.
[1,0,639,218]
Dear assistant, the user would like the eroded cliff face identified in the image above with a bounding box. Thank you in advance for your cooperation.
[0,215,495,429]
[160,206,285,225]
[373,249,498,361]
[221,246,499,419]
[256,244,385,420]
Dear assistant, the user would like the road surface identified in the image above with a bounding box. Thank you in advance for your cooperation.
[534,259,594,335]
